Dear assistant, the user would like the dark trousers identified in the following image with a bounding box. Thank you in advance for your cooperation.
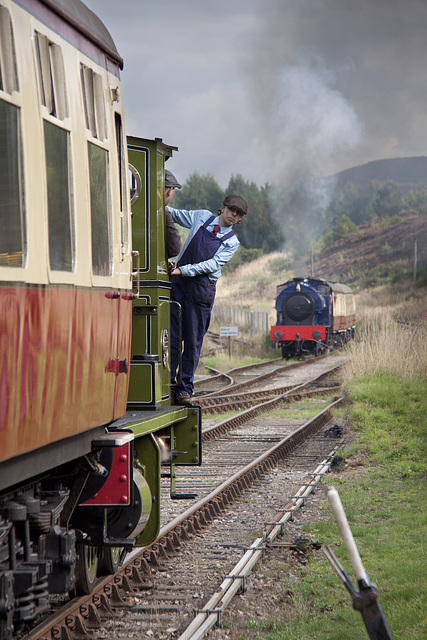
[170,275,216,397]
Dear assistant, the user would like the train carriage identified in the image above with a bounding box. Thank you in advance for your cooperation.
[270,276,356,359]
[0,1,201,636]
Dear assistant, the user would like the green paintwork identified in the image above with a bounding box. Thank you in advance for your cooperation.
[127,136,178,408]
[129,405,201,464]
[127,360,161,404]
[131,405,201,546]
[128,135,176,281]
[156,406,202,466]
[125,136,202,548]
[133,433,161,546]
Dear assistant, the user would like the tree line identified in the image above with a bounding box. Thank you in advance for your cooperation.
[321,179,427,245]
[170,172,284,268]
[171,171,427,261]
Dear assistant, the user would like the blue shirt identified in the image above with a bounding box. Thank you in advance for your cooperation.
[167,208,240,282]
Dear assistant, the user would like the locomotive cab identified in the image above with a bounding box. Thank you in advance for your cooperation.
[127,136,177,409]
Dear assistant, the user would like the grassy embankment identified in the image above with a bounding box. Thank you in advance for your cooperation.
[268,311,426,640]
[202,283,426,639]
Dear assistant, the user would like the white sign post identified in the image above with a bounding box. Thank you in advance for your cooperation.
[220,326,239,360]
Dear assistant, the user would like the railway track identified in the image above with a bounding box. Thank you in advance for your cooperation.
[193,355,300,395]
[194,351,338,395]
[19,356,346,640]
[195,354,343,417]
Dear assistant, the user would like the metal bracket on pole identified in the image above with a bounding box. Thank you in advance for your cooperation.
[324,487,393,640]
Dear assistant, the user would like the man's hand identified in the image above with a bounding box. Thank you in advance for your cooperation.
[171,267,182,276]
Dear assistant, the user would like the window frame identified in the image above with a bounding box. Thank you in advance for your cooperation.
[0,96,26,269]
[43,117,75,273]
[80,63,107,141]
[87,139,112,278]
[34,31,69,121]
[0,7,25,273]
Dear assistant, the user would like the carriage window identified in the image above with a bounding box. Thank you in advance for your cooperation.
[0,99,25,266]
[80,64,106,140]
[88,142,111,276]
[0,6,19,94]
[34,32,68,119]
[44,120,74,271]
[115,112,128,256]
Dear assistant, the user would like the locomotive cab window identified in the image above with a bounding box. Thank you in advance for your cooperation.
[318,285,329,295]
[129,163,142,205]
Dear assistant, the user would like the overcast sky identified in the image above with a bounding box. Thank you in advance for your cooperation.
[84,0,427,189]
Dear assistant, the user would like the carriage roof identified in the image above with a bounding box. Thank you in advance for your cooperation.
[41,0,123,68]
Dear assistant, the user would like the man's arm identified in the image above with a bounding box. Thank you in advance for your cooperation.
[168,207,212,229]
[176,238,240,278]
[165,209,181,258]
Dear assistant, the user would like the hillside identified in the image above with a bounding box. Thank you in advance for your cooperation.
[332,156,427,195]
[215,211,427,326]
[313,211,427,286]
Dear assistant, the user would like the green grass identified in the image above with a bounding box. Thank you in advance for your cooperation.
[199,354,280,372]
[268,398,334,421]
[203,397,333,425]
[244,372,427,639]
[343,373,427,476]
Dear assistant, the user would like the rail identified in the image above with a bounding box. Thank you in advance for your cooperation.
[24,398,344,640]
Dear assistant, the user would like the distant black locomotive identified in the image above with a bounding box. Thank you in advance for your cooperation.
[270,277,356,358]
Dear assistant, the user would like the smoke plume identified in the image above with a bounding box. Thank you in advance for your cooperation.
[244,0,427,258]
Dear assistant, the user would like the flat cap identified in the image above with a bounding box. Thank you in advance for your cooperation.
[223,194,248,215]
[165,169,182,189]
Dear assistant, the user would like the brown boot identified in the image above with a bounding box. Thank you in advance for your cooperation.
[174,392,194,407]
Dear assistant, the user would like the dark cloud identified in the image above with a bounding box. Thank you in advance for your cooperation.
[247,0,427,184]
[84,0,427,190]
[84,0,263,187]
